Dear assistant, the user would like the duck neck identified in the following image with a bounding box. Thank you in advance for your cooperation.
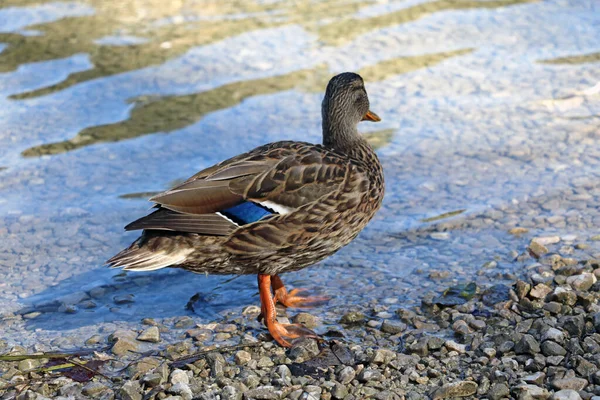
[322,113,365,155]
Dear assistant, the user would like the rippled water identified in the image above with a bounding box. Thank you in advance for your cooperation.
[1,0,599,348]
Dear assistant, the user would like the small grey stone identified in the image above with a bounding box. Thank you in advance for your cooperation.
[529,241,549,257]
[174,316,195,329]
[357,368,382,382]
[82,382,108,396]
[304,385,321,396]
[576,358,597,377]
[566,273,597,291]
[17,359,40,371]
[488,383,510,400]
[541,341,566,356]
[276,365,291,384]
[234,350,251,365]
[337,366,356,384]
[533,236,560,246]
[292,312,318,329]
[332,383,348,400]
[109,331,140,356]
[551,377,588,391]
[169,383,193,400]
[544,302,563,314]
[141,372,163,387]
[513,384,549,400]
[244,386,280,400]
[170,369,189,385]
[551,390,582,400]
[530,284,552,299]
[119,380,142,400]
[288,338,319,362]
[206,352,226,378]
[546,355,565,366]
[137,326,160,343]
[452,320,472,335]
[113,294,135,304]
[432,381,478,399]
[541,328,565,343]
[339,311,366,325]
[469,319,486,330]
[408,337,429,356]
[482,347,497,358]
[516,280,531,299]
[257,356,274,368]
[371,349,396,365]
[221,386,242,400]
[380,320,406,334]
[428,336,446,350]
[515,334,541,355]
[445,340,467,353]
[553,287,577,306]
[559,315,585,337]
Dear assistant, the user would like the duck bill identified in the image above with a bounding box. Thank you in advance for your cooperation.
[362,110,381,122]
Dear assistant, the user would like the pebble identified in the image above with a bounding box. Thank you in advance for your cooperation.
[292,312,318,328]
[530,283,553,299]
[169,383,193,400]
[337,366,356,385]
[339,311,366,324]
[552,390,583,400]
[566,273,597,291]
[82,382,108,396]
[119,380,142,400]
[357,368,382,382]
[109,330,140,356]
[551,377,588,391]
[533,236,561,246]
[432,381,478,399]
[488,383,510,400]
[234,350,252,365]
[445,340,467,353]
[114,294,135,304]
[137,326,160,343]
[529,241,549,257]
[514,384,549,399]
[244,386,280,400]
[380,320,406,334]
[170,369,190,385]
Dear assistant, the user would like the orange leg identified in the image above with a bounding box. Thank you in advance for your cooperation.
[258,274,319,347]
[271,274,330,308]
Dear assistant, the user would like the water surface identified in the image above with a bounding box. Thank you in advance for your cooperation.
[1,0,599,348]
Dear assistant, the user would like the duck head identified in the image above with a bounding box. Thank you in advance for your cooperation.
[321,72,380,151]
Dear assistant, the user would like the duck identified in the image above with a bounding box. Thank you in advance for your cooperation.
[107,72,385,347]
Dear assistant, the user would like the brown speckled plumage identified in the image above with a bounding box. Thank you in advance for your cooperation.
[107,72,384,346]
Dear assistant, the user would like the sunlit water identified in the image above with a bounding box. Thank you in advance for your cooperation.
[0,0,599,348]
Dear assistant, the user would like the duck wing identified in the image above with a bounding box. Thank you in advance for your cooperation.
[125,141,358,235]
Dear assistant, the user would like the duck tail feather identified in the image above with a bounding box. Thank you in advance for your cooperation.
[106,236,192,271]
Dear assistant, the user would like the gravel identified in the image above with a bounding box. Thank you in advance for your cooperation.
[2,238,600,400]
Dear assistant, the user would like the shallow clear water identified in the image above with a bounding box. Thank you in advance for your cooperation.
[0,0,599,348]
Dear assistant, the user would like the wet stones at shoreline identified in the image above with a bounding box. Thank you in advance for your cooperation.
[1,238,600,399]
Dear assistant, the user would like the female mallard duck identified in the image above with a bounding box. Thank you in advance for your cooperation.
[108,72,385,347]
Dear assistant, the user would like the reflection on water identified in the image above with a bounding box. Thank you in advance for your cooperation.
[540,51,600,65]
[1,0,532,100]
[317,0,538,44]
[22,48,470,156]
[1,0,600,349]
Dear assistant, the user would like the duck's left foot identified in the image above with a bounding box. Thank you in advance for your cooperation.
[271,275,330,308]
[266,321,319,348]
[258,274,322,347]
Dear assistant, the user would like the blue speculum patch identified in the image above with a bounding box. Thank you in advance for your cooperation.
[221,201,273,225]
